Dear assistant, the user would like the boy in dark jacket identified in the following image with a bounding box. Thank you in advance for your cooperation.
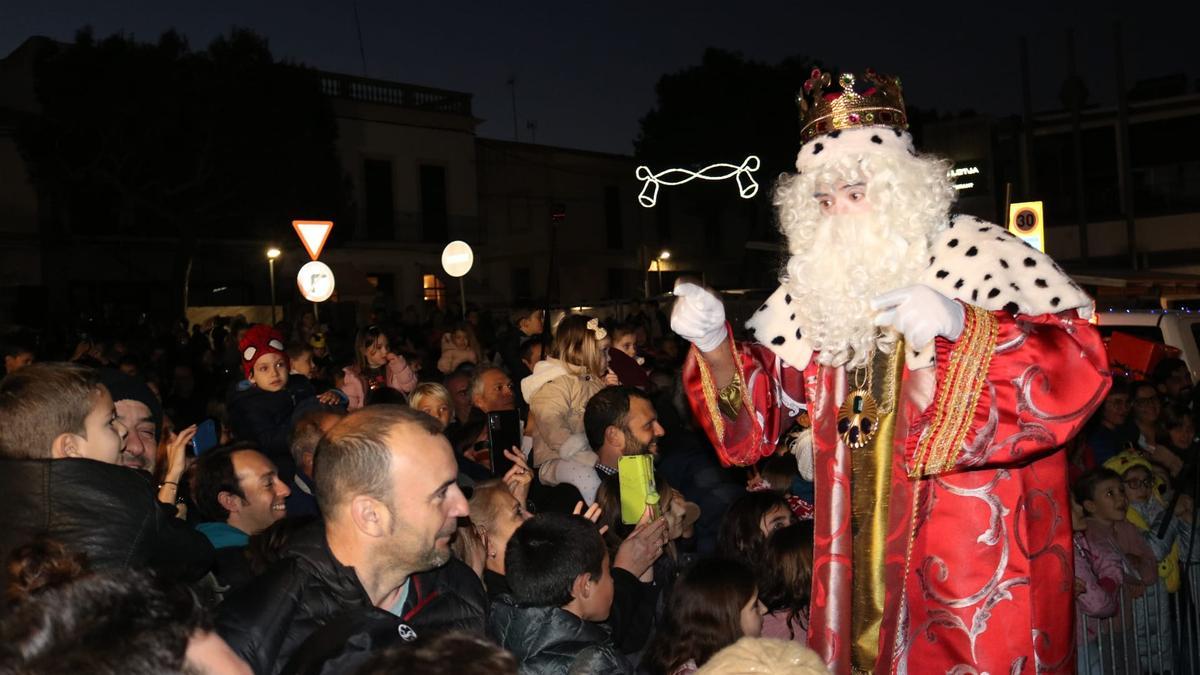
[0,363,213,592]
[489,513,630,675]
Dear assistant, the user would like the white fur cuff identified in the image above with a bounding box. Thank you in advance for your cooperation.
[795,126,915,173]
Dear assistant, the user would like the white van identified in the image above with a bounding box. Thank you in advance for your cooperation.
[1093,309,1200,383]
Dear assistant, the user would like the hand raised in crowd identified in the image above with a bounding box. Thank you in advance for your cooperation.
[613,506,669,582]
[160,425,197,483]
[464,442,492,472]
[670,281,726,353]
[573,501,609,535]
[317,390,342,406]
[1148,444,1184,476]
[157,425,196,513]
[501,447,532,506]
[604,368,620,386]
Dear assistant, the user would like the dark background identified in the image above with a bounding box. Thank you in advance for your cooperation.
[2,0,1195,154]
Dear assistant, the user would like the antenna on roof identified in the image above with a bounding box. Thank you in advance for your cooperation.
[352,0,368,77]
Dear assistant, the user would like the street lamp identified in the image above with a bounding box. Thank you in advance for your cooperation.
[266,247,281,325]
[656,250,671,295]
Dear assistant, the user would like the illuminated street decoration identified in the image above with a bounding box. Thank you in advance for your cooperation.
[635,155,760,208]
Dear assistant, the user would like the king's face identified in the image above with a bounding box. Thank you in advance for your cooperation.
[813,182,871,216]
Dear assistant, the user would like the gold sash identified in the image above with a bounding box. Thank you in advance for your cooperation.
[850,341,904,673]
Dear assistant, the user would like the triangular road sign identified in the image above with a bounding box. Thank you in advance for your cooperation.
[292,220,334,260]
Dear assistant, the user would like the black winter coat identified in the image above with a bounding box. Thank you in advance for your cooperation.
[484,568,658,655]
[218,521,488,675]
[226,375,322,471]
[0,457,214,591]
[489,596,632,675]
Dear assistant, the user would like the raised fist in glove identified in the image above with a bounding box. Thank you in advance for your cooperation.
[671,281,726,353]
[870,284,964,351]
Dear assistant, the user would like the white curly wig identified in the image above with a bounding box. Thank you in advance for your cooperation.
[772,136,955,369]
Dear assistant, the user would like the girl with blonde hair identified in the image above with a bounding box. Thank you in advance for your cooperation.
[520,314,618,499]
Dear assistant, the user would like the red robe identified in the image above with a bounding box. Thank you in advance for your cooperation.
[684,307,1110,674]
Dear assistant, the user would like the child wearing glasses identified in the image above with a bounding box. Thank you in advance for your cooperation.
[1104,452,1196,672]
[1073,467,1156,673]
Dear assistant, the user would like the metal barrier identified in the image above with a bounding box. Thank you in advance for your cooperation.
[1078,563,1200,673]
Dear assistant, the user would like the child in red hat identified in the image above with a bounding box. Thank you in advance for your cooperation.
[227,325,343,477]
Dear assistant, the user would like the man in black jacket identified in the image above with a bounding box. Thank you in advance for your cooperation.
[218,405,487,675]
[0,363,214,592]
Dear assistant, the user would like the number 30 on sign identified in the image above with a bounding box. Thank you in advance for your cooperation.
[1007,201,1044,252]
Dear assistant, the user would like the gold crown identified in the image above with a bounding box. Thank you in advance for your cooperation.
[798,68,908,142]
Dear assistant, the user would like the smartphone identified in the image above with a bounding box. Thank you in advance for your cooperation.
[487,410,522,477]
[189,419,220,456]
[618,454,659,525]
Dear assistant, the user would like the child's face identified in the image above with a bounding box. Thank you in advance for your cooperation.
[760,503,796,537]
[1169,418,1196,449]
[739,589,765,638]
[452,330,469,350]
[291,351,314,377]
[250,353,289,392]
[519,311,544,336]
[580,552,615,622]
[416,397,453,429]
[67,387,127,464]
[1122,468,1153,504]
[364,335,390,368]
[614,334,637,359]
[1085,478,1128,523]
[597,338,611,373]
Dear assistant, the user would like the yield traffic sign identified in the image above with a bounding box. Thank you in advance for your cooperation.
[292,220,334,260]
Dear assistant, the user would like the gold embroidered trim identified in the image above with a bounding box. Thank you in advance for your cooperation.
[694,341,743,440]
[694,346,725,440]
[909,305,998,477]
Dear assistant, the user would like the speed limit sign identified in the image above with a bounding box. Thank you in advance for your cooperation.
[1007,201,1044,252]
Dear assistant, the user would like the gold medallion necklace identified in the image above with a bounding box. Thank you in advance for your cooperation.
[837,355,879,449]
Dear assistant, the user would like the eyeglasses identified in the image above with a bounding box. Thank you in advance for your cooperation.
[1123,478,1153,489]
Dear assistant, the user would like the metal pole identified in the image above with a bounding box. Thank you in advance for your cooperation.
[312,301,320,324]
[1114,22,1139,271]
[1065,30,1090,263]
[352,0,368,77]
[642,244,650,299]
[459,276,467,320]
[656,258,663,295]
[508,76,519,141]
[1003,182,1013,228]
[1019,36,1036,196]
[268,258,277,326]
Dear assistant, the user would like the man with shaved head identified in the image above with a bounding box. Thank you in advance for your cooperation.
[218,405,486,675]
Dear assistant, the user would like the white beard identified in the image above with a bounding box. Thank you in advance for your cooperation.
[783,210,932,369]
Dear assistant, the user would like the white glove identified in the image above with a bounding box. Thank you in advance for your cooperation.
[670,281,726,353]
[870,284,964,351]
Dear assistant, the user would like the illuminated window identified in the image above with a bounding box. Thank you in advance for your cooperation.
[423,274,446,310]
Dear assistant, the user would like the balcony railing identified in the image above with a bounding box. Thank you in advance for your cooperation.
[319,72,473,116]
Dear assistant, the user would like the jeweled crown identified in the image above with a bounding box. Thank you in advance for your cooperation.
[798,68,908,142]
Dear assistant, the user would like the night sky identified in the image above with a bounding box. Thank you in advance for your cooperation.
[1,1,1195,155]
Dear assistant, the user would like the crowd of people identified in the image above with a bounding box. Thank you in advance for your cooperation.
[1069,358,1200,673]
[8,301,1193,674]
[0,304,826,674]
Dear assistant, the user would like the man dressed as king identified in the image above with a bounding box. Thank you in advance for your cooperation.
[671,69,1111,674]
